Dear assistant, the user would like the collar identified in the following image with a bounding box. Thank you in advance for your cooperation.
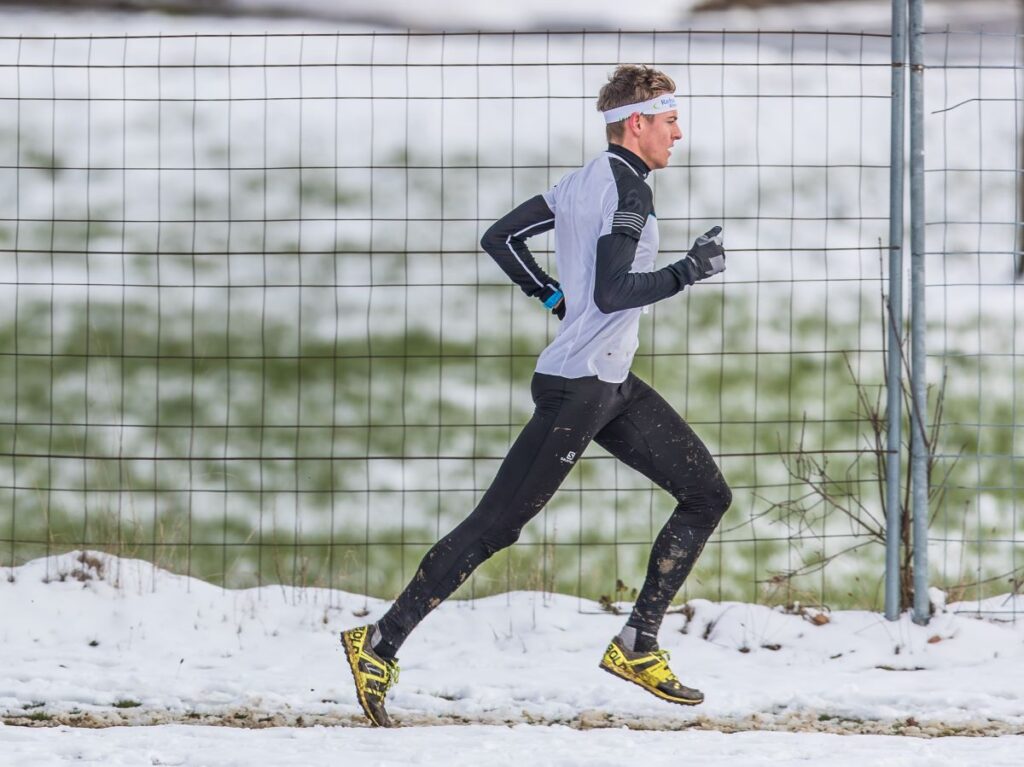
[606,143,650,179]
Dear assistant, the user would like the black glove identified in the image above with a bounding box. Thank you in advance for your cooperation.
[673,225,726,286]
[539,283,566,320]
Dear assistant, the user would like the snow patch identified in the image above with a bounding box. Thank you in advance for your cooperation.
[2,551,1023,733]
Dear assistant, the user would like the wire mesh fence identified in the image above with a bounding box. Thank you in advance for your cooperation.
[0,26,1016,614]
[923,27,1023,617]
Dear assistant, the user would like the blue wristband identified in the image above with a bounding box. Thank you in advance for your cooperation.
[543,289,564,309]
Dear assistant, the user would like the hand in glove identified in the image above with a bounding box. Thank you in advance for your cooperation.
[539,283,566,320]
[673,225,726,286]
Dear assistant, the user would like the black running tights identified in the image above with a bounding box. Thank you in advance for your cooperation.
[375,372,732,651]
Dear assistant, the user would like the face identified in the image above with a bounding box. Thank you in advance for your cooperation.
[634,110,682,170]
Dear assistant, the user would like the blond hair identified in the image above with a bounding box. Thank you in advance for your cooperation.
[596,65,677,142]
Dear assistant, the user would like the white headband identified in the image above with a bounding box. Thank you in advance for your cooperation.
[602,94,678,124]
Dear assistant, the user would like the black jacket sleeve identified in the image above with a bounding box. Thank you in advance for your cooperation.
[480,194,560,301]
[593,164,687,314]
[593,233,687,313]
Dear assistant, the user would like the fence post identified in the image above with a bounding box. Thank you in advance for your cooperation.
[909,0,930,626]
[885,0,907,622]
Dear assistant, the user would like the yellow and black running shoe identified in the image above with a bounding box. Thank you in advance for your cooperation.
[599,636,704,706]
[340,625,400,727]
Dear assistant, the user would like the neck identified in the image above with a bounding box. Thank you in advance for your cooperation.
[607,143,650,178]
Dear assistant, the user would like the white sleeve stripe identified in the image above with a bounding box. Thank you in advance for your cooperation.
[505,217,555,289]
[512,218,554,239]
[611,214,644,233]
[613,213,645,224]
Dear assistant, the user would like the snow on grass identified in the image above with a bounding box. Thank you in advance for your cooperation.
[2,551,1023,738]
[0,0,1020,612]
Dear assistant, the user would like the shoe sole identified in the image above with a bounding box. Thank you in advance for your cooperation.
[340,630,392,728]
[599,659,704,706]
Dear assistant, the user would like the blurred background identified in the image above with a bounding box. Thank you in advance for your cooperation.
[0,0,1020,614]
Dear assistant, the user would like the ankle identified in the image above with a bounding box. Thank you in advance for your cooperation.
[370,624,399,660]
[618,624,658,653]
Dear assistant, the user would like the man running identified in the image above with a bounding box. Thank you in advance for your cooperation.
[341,64,732,727]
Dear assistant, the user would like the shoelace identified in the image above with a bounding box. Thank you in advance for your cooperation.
[648,649,679,683]
[384,660,400,690]
[358,642,400,693]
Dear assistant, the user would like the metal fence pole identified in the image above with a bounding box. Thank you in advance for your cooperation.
[885,0,907,621]
[909,0,930,625]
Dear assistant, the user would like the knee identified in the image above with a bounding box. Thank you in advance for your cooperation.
[714,475,733,516]
[707,475,732,527]
[677,474,731,529]
[480,525,523,556]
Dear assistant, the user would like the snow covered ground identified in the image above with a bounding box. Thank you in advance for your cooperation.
[3,0,1015,34]
[3,723,1024,767]
[1,551,1023,764]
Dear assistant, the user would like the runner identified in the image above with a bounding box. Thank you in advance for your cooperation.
[341,64,732,727]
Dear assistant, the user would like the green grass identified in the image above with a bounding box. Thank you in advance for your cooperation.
[0,140,1018,610]
[3,287,1014,610]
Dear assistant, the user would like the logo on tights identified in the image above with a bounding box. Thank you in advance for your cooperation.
[560,451,577,465]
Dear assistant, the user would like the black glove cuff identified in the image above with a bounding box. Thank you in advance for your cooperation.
[671,259,698,287]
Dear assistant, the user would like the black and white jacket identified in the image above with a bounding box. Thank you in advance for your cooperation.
[481,144,689,383]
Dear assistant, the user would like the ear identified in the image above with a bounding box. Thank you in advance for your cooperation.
[627,113,643,135]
